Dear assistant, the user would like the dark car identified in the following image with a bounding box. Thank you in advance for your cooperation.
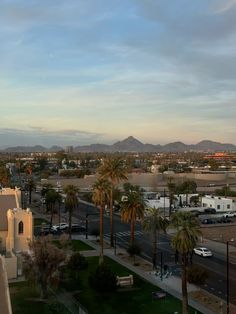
[71,223,86,233]
[204,208,216,214]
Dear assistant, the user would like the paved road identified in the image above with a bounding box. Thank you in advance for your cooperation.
[75,200,236,304]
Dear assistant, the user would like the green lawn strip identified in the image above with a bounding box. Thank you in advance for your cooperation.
[52,239,94,251]
[71,239,94,251]
[34,218,49,226]
[9,281,67,314]
[65,256,198,314]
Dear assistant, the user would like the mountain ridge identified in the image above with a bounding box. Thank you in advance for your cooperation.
[1,136,236,152]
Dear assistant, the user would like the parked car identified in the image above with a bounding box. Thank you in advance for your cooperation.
[39,225,58,236]
[193,247,213,257]
[71,223,86,233]
[223,212,236,218]
[204,208,216,214]
[217,217,232,224]
[201,218,215,224]
[51,222,69,231]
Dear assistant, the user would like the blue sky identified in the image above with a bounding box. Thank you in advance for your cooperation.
[1,0,236,147]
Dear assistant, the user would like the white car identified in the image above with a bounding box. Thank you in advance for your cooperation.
[223,212,236,218]
[51,222,68,231]
[193,247,213,257]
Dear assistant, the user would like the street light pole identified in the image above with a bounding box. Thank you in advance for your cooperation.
[227,241,229,314]
[114,233,117,255]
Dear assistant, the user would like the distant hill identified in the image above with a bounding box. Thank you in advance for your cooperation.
[74,136,236,152]
[2,137,236,152]
[3,145,63,153]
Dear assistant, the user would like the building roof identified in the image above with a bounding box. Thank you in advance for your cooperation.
[0,194,17,231]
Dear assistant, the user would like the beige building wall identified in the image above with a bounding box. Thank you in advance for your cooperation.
[6,208,33,253]
[0,231,8,251]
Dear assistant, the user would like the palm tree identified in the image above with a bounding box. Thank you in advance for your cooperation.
[92,178,111,264]
[142,207,169,269]
[99,157,128,247]
[25,177,35,205]
[167,178,176,217]
[121,190,146,244]
[64,185,79,240]
[45,189,61,229]
[171,212,201,314]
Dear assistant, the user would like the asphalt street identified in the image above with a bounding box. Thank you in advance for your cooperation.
[75,200,236,304]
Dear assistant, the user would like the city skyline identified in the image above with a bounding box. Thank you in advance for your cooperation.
[1,0,236,146]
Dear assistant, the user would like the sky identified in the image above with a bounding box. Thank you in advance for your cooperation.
[1,0,236,147]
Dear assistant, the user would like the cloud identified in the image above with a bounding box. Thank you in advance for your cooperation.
[214,0,236,14]
[0,127,107,147]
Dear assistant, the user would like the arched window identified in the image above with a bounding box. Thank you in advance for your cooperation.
[18,221,24,234]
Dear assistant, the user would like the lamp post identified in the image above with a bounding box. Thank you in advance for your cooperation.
[227,241,229,314]
[226,239,234,314]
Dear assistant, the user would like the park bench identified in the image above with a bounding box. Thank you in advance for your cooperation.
[116,274,134,287]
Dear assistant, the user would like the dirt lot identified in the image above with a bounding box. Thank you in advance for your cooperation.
[201,223,236,243]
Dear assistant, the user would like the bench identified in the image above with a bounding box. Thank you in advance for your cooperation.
[116,275,134,287]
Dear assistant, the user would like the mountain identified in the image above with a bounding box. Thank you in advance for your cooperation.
[2,137,236,153]
[3,145,63,153]
[74,137,236,152]
[194,140,236,152]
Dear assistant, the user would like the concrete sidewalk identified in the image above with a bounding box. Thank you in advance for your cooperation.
[75,235,216,314]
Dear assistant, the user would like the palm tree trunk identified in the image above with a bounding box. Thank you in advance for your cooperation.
[130,218,135,244]
[50,205,54,229]
[110,188,114,247]
[69,208,72,240]
[182,255,189,314]
[152,230,157,269]
[99,205,104,265]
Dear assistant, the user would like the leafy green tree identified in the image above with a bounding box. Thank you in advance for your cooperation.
[142,208,169,269]
[22,237,65,299]
[67,252,88,280]
[64,185,79,240]
[171,212,201,314]
[121,189,146,244]
[89,263,117,293]
[0,166,10,187]
[92,178,111,264]
[99,157,128,247]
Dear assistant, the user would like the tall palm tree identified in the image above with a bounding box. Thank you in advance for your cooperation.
[99,157,128,246]
[92,178,111,264]
[26,177,35,205]
[121,190,146,244]
[64,185,79,240]
[171,212,201,314]
[167,178,176,217]
[142,207,169,269]
[45,189,61,229]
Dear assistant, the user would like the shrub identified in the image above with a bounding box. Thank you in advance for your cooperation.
[67,252,88,279]
[187,265,208,285]
[127,243,141,264]
[89,263,117,292]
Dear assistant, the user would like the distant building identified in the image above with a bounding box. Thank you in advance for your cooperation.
[65,146,74,153]
[201,195,234,212]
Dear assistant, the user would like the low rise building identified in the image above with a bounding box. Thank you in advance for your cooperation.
[201,195,235,212]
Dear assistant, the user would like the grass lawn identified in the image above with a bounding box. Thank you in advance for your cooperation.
[65,256,199,314]
[53,239,94,251]
[34,218,49,226]
[9,282,69,314]
[10,256,200,314]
